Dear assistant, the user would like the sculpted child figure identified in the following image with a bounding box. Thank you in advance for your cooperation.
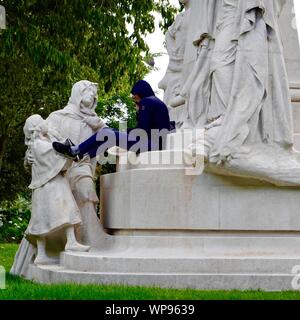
[22,115,90,265]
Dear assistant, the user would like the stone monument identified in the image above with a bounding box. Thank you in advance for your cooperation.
[11,0,300,291]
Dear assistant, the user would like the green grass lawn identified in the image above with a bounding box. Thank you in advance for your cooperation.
[1,243,300,300]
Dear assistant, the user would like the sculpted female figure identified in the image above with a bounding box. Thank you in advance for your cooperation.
[179,0,300,185]
[159,0,191,128]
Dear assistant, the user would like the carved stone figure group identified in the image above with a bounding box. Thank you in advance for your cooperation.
[161,0,300,186]
[11,0,300,277]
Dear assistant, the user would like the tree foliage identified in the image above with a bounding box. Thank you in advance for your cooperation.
[0,0,178,201]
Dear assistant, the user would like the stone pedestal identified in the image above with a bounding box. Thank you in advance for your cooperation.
[102,170,300,232]
[29,159,300,290]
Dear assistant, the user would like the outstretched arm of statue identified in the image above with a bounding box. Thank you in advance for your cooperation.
[83,116,107,131]
[170,95,186,108]
[169,84,186,108]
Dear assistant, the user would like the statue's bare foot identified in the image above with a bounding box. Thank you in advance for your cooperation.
[34,254,58,265]
[65,242,90,252]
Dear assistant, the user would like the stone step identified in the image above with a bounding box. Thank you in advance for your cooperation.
[117,150,196,172]
[101,234,300,251]
[61,251,300,275]
[28,264,298,291]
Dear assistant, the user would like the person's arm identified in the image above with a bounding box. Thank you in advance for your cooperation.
[137,105,152,133]
[128,104,152,135]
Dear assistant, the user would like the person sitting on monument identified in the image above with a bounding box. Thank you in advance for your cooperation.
[52,80,174,160]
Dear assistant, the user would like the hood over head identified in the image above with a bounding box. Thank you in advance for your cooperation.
[68,80,98,115]
[131,80,155,99]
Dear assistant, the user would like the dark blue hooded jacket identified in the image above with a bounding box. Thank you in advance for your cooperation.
[131,80,172,136]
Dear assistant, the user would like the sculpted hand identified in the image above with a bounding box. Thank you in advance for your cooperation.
[204,115,224,130]
[24,149,34,170]
[83,116,106,130]
[26,150,35,165]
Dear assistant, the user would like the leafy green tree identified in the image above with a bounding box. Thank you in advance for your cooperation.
[0,0,178,201]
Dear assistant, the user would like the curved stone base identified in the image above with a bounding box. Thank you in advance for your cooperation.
[28,264,300,291]
[27,233,300,291]
[25,169,300,290]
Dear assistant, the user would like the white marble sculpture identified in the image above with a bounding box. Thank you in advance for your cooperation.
[47,81,107,247]
[11,115,90,272]
[13,0,300,292]
[158,0,190,128]
[171,0,300,186]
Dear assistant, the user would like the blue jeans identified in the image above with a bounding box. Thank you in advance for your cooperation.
[78,128,152,159]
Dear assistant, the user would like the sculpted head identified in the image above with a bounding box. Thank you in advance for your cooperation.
[23,114,48,145]
[69,80,99,112]
[81,83,98,109]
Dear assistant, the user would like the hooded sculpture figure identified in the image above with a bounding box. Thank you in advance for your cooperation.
[48,80,107,145]
[47,80,107,248]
